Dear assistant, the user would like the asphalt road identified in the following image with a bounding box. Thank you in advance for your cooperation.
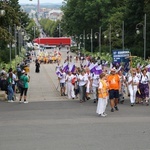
[0,100,150,150]
[0,48,150,150]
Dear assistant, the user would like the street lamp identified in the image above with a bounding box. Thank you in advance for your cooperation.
[79,30,85,50]
[86,29,93,53]
[8,25,12,67]
[104,24,111,53]
[136,14,146,60]
[57,23,62,37]
[94,27,101,55]
[32,26,37,39]
[115,21,125,51]
[0,9,5,16]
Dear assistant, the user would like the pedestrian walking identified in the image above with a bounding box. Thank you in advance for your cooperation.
[85,67,91,100]
[78,70,88,103]
[96,73,108,117]
[127,69,139,106]
[58,69,66,96]
[65,71,75,99]
[138,68,149,105]
[35,60,40,73]
[107,67,120,112]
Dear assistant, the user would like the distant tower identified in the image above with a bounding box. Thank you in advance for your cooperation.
[37,0,40,14]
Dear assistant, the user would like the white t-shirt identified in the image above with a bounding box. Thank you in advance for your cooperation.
[128,76,139,88]
[91,74,99,87]
[60,72,66,83]
[12,73,17,85]
[78,74,88,86]
[66,74,75,83]
[140,74,149,84]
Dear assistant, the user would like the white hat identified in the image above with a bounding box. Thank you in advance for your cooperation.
[111,67,116,72]
[22,70,25,73]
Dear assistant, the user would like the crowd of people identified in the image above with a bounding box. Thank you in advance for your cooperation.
[1,48,150,117]
[34,49,61,64]
[56,53,150,117]
[0,59,30,103]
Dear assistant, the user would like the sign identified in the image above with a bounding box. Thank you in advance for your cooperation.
[112,50,130,63]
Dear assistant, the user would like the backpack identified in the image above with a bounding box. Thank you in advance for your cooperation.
[17,79,24,88]
[1,79,9,91]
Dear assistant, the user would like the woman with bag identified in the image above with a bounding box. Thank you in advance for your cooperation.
[19,70,30,103]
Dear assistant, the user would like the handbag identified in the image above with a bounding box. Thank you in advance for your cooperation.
[17,80,24,88]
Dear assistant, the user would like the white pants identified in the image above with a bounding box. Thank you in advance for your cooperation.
[96,97,108,115]
[67,82,75,99]
[92,86,98,100]
[128,86,138,104]
[86,80,90,93]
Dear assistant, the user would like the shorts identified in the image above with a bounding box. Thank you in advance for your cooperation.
[109,89,119,99]
[60,83,65,87]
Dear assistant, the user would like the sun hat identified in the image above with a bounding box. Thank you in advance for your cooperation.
[111,67,116,72]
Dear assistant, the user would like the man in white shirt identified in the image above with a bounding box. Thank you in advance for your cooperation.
[78,70,88,103]
[58,69,66,96]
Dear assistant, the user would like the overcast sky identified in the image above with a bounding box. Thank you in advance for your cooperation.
[19,0,64,4]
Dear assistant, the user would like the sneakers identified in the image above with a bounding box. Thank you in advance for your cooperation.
[93,99,96,103]
[103,112,107,116]
[24,101,28,104]
[131,103,134,107]
[100,113,107,117]
[111,108,114,112]
[8,100,14,103]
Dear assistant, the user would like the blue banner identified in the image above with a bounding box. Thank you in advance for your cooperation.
[112,50,130,63]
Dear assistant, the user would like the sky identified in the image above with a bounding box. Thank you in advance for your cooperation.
[19,0,64,4]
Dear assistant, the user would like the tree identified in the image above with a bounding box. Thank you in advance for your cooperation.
[0,0,31,63]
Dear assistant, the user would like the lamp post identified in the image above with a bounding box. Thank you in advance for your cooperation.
[104,25,111,53]
[87,29,93,53]
[32,26,37,39]
[136,14,146,60]
[14,24,17,67]
[79,30,85,50]
[94,26,101,55]
[57,23,61,37]
[115,21,125,51]
[17,26,26,55]
[9,25,12,67]
[17,26,21,56]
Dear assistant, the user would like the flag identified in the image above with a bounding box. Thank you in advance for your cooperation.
[93,65,102,75]
[145,64,150,72]
[62,62,69,73]
[124,61,130,73]
[69,63,75,73]
[89,62,98,73]
[116,66,122,73]
[56,70,63,78]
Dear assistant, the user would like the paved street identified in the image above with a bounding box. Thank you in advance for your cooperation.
[0,48,150,150]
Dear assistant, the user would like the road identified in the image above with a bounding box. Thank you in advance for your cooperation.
[0,48,150,150]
